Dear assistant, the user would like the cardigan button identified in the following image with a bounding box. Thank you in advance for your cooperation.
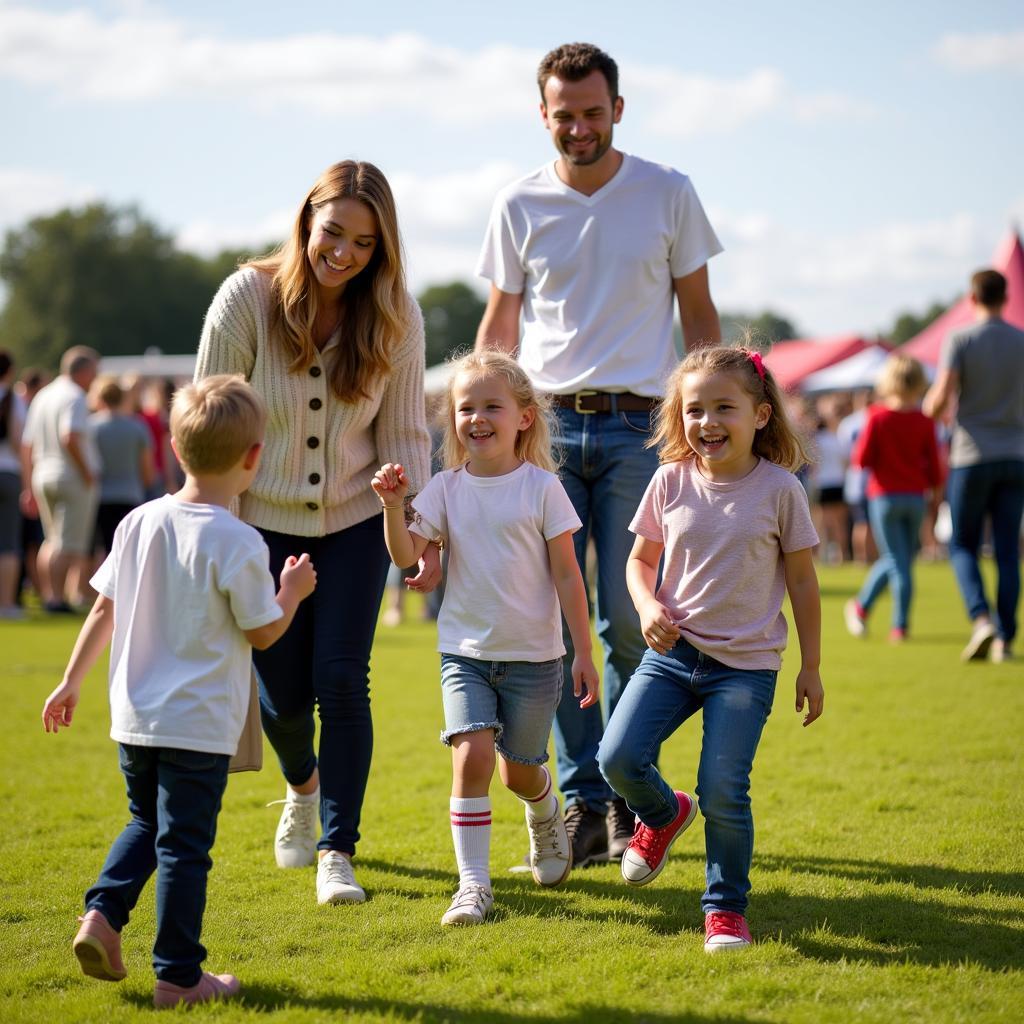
[309,473,321,485]
[309,397,322,411]
[306,502,319,511]
[307,436,319,449]
[310,365,322,378]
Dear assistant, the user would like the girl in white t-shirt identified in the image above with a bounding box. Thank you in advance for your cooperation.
[598,346,824,954]
[372,350,599,927]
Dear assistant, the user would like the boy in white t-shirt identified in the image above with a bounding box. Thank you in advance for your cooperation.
[41,375,316,1009]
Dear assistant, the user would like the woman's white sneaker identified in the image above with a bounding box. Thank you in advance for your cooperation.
[316,851,366,904]
[525,805,572,886]
[440,884,494,926]
[270,795,319,868]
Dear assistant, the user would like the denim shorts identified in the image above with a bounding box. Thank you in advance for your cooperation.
[439,654,563,765]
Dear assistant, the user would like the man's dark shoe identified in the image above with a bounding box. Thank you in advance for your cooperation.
[564,803,609,867]
[607,797,634,860]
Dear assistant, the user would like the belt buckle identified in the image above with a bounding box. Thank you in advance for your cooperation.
[574,389,598,414]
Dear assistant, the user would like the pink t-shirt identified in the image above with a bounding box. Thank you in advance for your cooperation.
[630,458,818,670]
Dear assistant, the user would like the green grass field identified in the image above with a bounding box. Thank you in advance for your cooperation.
[1,561,1022,1023]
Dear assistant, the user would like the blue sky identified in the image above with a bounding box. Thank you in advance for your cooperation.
[2,0,1022,338]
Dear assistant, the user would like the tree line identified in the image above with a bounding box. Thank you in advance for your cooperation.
[0,204,946,373]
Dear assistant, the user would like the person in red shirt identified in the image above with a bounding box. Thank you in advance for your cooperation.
[844,355,943,642]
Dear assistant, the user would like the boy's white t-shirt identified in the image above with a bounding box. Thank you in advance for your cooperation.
[91,495,283,755]
[410,462,581,661]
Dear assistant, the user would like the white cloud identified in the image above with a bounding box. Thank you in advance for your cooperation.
[0,168,99,234]
[0,5,872,134]
[932,30,1024,73]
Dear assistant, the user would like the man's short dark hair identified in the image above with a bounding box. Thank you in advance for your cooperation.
[971,269,1007,308]
[537,43,619,103]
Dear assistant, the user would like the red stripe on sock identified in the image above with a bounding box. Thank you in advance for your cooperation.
[526,770,552,803]
[450,810,491,819]
[450,819,491,827]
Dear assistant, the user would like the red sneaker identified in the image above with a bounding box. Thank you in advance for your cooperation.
[620,790,697,886]
[704,911,752,953]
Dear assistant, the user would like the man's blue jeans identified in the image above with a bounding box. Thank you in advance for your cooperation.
[857,493,926,631]
[85,745,230,987]
[946,459,1024,645]
[553,405,661,813]
[598,640,776,915]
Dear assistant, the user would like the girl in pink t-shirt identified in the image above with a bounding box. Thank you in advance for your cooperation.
[598,346,824,954]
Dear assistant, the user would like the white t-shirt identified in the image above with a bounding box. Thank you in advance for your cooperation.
[409,462,581,661]
[477,153,723,397]
[22,376,100,484]
[92,495,283,755]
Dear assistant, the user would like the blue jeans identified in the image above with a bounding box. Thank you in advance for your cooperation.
[257,515,390,855]
[85,745,230,986]
[553,405,662,813]
[946,460,1024,645]
[439,655,563,764]
[857,493,926,631]
[598,641,777,914]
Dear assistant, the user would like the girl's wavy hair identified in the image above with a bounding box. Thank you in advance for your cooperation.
[440,349,558,474]
[244,160,408,402]
[649,345,812,472]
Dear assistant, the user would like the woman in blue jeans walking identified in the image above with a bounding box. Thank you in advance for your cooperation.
[598,347,824,954]
[844,355,943,643]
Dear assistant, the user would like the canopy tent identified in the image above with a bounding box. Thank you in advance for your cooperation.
[902,229,1024,366]
[762,334,872,392]
[800,343,893,394]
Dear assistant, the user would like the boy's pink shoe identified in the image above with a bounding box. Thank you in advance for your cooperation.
[73,910,127,981]
[153,971,240,1009]
[704,910,752,953]
[621,790,697,886]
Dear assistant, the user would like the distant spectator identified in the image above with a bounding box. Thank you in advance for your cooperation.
[845,355,943,643]
[0,350,27,618]
[15,367,50,604]
[924,268,1024,663]
[138,379,179,498]
[836,389,878,564]
[810,395,850,563]
[21,346,100,613]
[90,378,155,555]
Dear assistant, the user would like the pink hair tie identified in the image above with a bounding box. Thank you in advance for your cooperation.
[747,350,766,382]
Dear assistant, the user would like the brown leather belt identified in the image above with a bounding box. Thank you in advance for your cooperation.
[551,390,662,415]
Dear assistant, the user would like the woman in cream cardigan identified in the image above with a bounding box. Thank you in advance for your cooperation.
[195,161,435,906]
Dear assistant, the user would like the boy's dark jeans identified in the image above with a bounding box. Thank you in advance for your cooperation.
[85,744,229,986]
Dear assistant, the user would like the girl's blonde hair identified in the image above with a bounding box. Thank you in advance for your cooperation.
[244,160,409,402]
[650,345,812,472]
[440,350,558,473]
[875,353,927,400]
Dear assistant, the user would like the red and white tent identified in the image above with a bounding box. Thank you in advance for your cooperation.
[901,229,1024,366]
[762,334,873,392]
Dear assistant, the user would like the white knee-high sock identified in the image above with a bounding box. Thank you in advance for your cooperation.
[519,766,558,822]
[450,796,491,888]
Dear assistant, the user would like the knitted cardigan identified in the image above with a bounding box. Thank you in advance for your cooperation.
[194,267,431,538]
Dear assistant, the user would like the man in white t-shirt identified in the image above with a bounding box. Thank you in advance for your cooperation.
[21,345,100,612]
[475,42,723,867]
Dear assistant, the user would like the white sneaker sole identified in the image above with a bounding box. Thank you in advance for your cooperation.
[621,797,698,886]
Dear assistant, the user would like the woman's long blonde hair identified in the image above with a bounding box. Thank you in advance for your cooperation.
[245,160,408,402]
[440,350,558,473]
[649,345,812,472]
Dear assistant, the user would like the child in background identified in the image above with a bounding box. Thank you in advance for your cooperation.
[41,375,316,1008]
[598,347,824,953]
[844,355,942,643]
[372,350,599,927]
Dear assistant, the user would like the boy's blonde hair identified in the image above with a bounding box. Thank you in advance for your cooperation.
[875,353,927,400]
[171,375,266,475]
[650,345,811,473]
[440,350,558,474]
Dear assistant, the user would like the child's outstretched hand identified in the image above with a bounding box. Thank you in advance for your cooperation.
[795,668,824,727]
[638,597,681,655]
[572,653,601,709]
[281,553,317,601]
[42,680,81,734]
[371,463,410,507]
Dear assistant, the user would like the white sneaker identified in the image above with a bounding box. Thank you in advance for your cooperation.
[961,620,996,662]
[525,804,572,887]
[440,884,493,926]
[316,851,366,905]
[844,600,866,638]
[270,794,319,868]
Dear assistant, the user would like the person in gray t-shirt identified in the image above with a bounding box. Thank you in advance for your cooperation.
[925,268,1024,663]
[90,378,154,554]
